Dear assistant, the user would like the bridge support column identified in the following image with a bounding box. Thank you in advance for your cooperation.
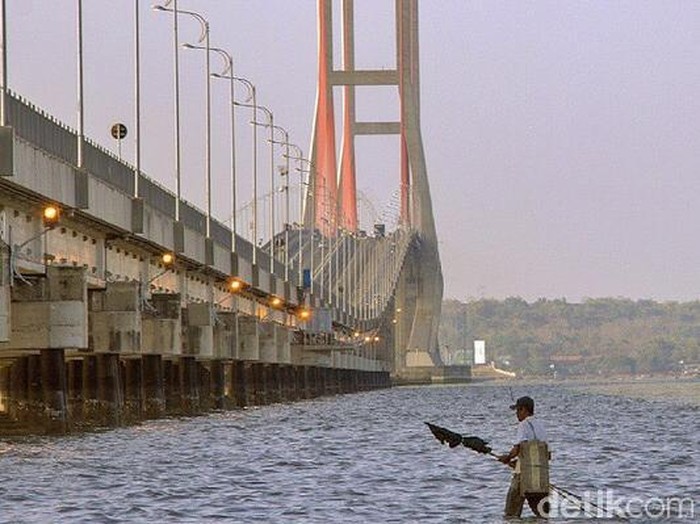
[198,360,212,412]
[123,357,142,423]
[80,354,98,425]
[266,363,281,404]
[184,303,214,358]
[164,358,180,415]
[89,281,141,354]
[280,365,295,402]
[66,358,83,423]
[258,323,277,364]
[179,356,200,414]
[214,312,237,360]
[210,359,225,409]
[301,366,312,399]
[142,354,164,419]
[238,316,259,361]
[231,360,247,407]
[39,348,68,434]
[8,357,28,421]
[96,353,123,427]
[251,363,265,405]
[142,293,182,358]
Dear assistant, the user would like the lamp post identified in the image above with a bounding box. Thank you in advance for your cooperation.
[134,0,141,198]
[228,79,257,264]
[0,0,7,127]
[77,0,84,169]
[239,103,274,274]
[287,146,312,289]
[270,125,290,282]
[196,46,238,252]
[152,1,182,222]
[176,9,212,239]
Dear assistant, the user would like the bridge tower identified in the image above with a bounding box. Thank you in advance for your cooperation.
[306,0,444,380]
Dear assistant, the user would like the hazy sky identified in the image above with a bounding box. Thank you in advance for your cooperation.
[6,1,700,302]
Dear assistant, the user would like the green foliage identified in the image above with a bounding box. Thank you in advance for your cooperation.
[439,297,700,376]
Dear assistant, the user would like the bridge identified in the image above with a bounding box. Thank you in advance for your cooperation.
[0,0,449,434]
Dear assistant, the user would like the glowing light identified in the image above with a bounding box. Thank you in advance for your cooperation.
[229,278,244,292]
[297,307,312,321]
[42,205,60,227]
[161,253,175,266]
[270,296,283,308]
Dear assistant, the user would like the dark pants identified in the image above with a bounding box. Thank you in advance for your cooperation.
[505,473,550,518]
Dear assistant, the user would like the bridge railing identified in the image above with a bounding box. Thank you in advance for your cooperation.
[3,91,276,280]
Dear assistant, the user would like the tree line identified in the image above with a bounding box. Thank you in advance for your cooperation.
[439,297,700,375]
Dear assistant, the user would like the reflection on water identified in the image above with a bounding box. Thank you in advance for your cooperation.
[0,380,698,523]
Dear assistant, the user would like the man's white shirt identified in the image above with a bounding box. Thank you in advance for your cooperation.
[515,415,548,444]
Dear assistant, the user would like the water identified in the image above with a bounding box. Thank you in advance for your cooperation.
[0,381,698,523]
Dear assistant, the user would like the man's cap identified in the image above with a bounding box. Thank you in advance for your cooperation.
[510,396,534,412]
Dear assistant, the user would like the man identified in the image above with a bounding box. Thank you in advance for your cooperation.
[497,396,550,518]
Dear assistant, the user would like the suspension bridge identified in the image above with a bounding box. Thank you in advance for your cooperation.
[0,0,454,434]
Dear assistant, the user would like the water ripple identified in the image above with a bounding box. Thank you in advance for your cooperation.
[0,383,698,522]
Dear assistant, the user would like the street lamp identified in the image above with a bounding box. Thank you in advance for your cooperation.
[270,124,290,282]
[236,102,275,274]
[77,0,84,169]
[224,78,258,264]
[133,0,141,200]
[191,45,238,252]
[0,0,6,126]
[286,145,312,289]
[176,9,212,241]
[152,1,183,223]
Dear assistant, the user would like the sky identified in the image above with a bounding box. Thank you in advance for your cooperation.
[5,1,700,303]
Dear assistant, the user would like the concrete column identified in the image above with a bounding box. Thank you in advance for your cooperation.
[81,354,98,425]
[164,358,180,415]
[8,356,28,420]
[210,359,225,409]
[66,358,83,422]
[89,281,141,353]
[179,356,200,414]
[258,323,277,363]
[279,365,292,401]
[275,325,291,364]
[26,354,42,427]
[214,312,237,359]
[243,362,254,405]
[142,293,181,357]
[40,348,67,434]
[96,353,123,427]
[251,363,264,405]
[265,364,280,404]
[238,315,259,361]
[198,361,212,411]
[184,303,214,358]
[231,360,247,408]
[142,354,165,419]
[123,358,142,422]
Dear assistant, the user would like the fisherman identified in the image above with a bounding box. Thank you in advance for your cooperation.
[497,396,550,518]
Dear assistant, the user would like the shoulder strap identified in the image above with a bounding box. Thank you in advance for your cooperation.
[526,419,538,440]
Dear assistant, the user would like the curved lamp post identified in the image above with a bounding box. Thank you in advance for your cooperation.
[223,78,258,264]
[270,124,291,282]
[192,45,239,252]
[0,0,7,126]
[176,9,212,240]
[235,102,274,274]
[286,146,314,292]
[152,0,182,222]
